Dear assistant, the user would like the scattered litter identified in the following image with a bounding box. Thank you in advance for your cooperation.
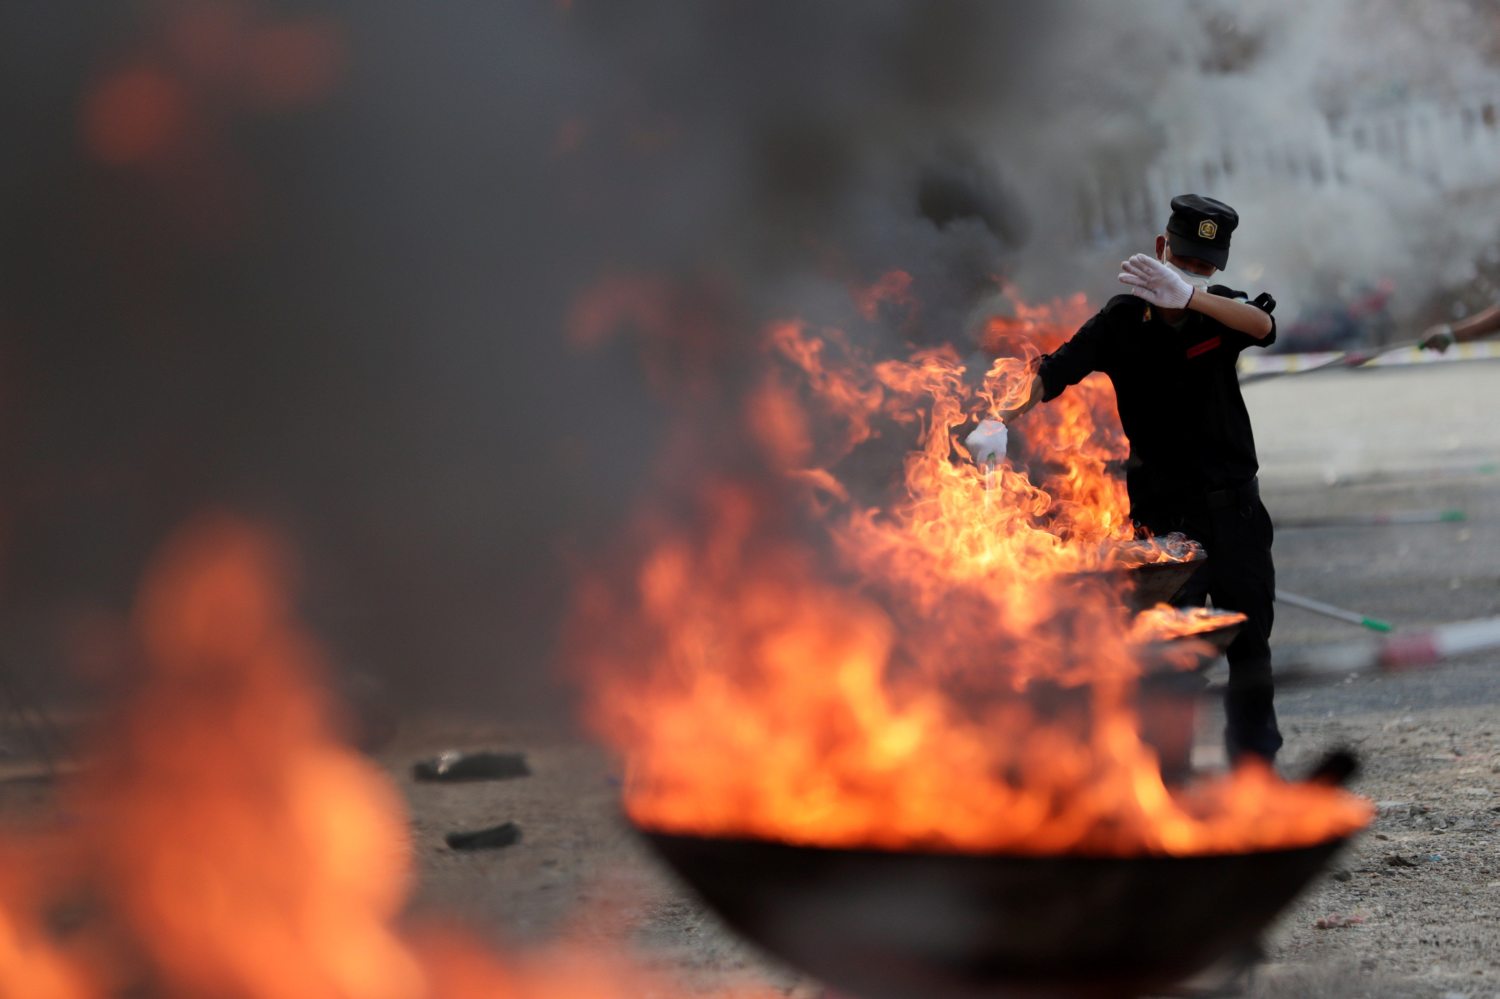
[445,821,522,852]
[413,750,530,782]
[1385,854,1420,868]
[1426,854,1444,863]
[1313,914,1365,930]
[1304,749,1359,787]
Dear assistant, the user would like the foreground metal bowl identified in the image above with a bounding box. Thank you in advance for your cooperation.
[1065,555,1207,614]
[1120,557,1206,611]
[639,828,1346,999]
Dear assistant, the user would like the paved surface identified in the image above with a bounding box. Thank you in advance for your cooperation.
[1248,361,1500,720]
[1201,361,1500,997]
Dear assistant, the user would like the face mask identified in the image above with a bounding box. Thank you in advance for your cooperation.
[1163,257,1212,290]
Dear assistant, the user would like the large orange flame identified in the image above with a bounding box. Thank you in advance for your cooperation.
[574,284,1372,857]
[982,293,1137,546]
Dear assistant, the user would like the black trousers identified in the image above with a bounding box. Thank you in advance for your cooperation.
[1133,487,1283,763]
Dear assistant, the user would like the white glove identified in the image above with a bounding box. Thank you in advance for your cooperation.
[965,419,1009,466]
[1118,254,1195,309]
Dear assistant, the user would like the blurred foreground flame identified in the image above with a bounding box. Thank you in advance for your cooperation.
[0,517,775,999]
[75,518,422,998]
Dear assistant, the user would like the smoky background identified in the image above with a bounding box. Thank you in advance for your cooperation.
[1,0,1496,724]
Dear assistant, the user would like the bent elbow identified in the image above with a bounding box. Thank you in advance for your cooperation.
[1247,312,1274,339]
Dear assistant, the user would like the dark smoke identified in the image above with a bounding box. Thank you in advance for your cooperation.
[0,1,1067,721]
[4,1,1494,725]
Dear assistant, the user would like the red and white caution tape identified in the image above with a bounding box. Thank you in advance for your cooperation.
[1281,614,1500,684]
[1239,341,1500,380]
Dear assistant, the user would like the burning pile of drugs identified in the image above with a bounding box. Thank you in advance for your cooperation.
[571,289,1371,995]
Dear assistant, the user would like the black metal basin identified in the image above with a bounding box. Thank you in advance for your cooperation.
[1063,555,1207,614]
[1120,557,1206,611]
[1188,616,1243,654]
[1135,609,1246,662]
[639,828,1347,999]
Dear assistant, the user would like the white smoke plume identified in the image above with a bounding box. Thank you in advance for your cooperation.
[842,0,1500,343]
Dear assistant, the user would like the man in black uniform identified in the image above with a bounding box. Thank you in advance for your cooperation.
[1004,195,1283,763]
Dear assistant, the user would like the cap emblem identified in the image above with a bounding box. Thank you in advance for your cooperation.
[1198,219,1219,239]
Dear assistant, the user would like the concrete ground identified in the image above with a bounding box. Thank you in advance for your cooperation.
[1228,359,1500,998]
[387,359,1500,999]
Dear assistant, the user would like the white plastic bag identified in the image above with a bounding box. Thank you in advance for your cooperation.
[965,419,1009,466]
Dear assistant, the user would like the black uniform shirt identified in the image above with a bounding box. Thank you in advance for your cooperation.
[1037,287,1276,505]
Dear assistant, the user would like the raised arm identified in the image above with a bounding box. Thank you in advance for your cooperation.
[1186,287,1274,339]
[1118,253,1273,339]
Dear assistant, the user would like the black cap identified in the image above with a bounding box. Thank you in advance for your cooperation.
[1165,194,1238,270]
